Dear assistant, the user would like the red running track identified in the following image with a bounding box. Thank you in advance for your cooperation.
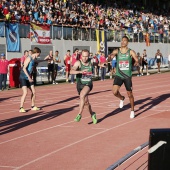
[0,72,170,170]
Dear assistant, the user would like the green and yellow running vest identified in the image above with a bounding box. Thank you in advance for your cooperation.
[77,60,93,85]
[115,48,132,79]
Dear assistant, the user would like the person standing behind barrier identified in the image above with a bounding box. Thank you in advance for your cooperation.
[70,49,97,124]
[30,50,38,86]
[110,36,139,119]
[53,50,61,84]
[136,52,142,76]
[21,50,29,67]
[141,49,149,76]
[92,53,99,77]
[110,55,117,79]
[0,53,9,91]
[70,48,79,84]
[154,49,163,73]
[106,54,112,74]
[44,50,54,84]
[99,51,107,81]
[19,47,41,113]
[64,50,71,82]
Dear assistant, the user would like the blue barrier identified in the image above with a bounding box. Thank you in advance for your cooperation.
[148,57,168,66]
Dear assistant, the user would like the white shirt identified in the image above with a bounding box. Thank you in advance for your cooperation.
[168,55,170,61]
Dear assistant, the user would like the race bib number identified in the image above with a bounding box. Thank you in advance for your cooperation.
[157,55,160,59]
[67,60,70,64]
[81,72,93,82]
[119,60,129,70]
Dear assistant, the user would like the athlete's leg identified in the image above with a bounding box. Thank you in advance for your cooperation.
[112,76,124,100]
[29,85,36,107]
[124,78,135,118]
[48,71,50,83]
[84,95,97,124]
[78,86,91,115]
[112,85,123,100]
[84,95,93,115]
[141,62,144,75]
[127,91,134,111]
[66,71,69,82]
[20,86,28,108]
[146,64,149,74]
[157,62,161,72]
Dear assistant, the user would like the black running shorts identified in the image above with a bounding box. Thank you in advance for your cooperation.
[142,61,148,67]
[77,81,93,95]
[156,59,161,63]
[20,78,34,88]
[113,76,132,91]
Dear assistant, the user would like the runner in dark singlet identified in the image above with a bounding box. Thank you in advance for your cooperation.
[154,49,163,73]
[70,49,97,124]
[110,36,139,119]
[19,47,41,113]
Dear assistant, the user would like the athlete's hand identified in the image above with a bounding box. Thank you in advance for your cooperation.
[28,77,33,82]
[134,61,139,66]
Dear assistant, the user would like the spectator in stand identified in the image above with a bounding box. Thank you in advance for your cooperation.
[0,0,170,47]
[0,53,9,91]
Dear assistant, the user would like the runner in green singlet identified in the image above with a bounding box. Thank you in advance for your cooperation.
[110,36,139,119]
[70,49,97,124]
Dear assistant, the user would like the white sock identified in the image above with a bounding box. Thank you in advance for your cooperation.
[119,97,125,108]
[130,111,135,119]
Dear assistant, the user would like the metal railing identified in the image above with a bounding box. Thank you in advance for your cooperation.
[0,22,169,43]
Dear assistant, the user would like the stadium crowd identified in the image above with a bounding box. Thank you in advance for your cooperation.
[0,0,170,36]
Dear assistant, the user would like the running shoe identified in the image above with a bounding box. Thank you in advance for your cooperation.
[31,106,40,111]
[130,111,135,119]
[74,114,82,122]
[147,73,150,75]
[119,96,125,108]
[19,108,26,113]
[91,112,97,124]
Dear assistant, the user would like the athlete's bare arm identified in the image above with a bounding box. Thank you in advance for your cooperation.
[110,49,118,59]
[44,55,49,60]
[130,50,139,66]
[23,57,33,82]
[70,61,86,75]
